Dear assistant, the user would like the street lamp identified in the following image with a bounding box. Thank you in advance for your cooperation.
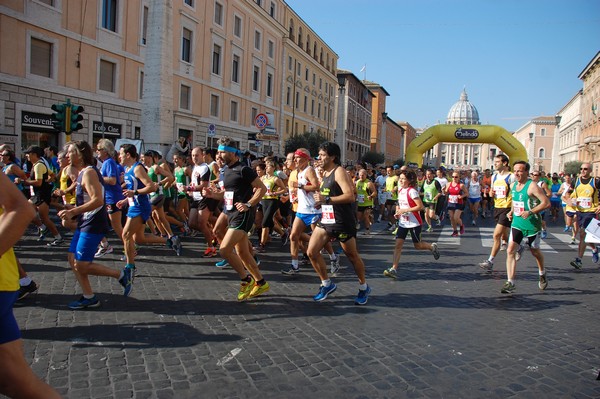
[529,131,534,140]
[335,74,347,163]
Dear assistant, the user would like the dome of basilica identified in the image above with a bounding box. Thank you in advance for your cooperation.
[446,89,480,125]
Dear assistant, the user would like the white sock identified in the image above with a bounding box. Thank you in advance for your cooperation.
[328,253,336,260]
[321,279,331,287]
[539,270,545,276]
[358,282,367,291]
[291,259,299,267]
[20,277,32,286]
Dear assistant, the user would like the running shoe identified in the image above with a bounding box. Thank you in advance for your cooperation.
[355,222,360,230]
[281,230,290,246]
[94,244,113,258]
[166,237,173,249]
[592,250,599,264]
[451,231,458,237]
[460,224,465,235]
[541,230,547,239]
[570,258,583,270]
[313,283,337,302]
[563,226,569,232]
[330,256,340,275]
[254,255,261,266]
[18,281,39,300]
[472,220,476,226]
[500,281,516,294]
[355,285,371,305]
[237,277,255,301]
[436,217,442,226]
[68,296,100,310]
[539,273,548,290]
[37,227,48,242]
[500,242,507,251]
[171,235,182,256]
[431,242,440,260]
[479,259,493,271]
[119,267,134,297]
[248,282,270,299]
[481,212,486,219]
[254,245,266,253]
[426,226,433,232]
[46,237,64,247]
[183,222,191,236]
[515,244,525,261]
[383,267,398,279]
[203,247,218,258]
[392,227,398,235]
[281,265,300,275]
[215,259,229,268]
[570,237,576,245]
[387,223,396,232]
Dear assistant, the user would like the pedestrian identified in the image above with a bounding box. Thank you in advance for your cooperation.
[59,141,133,309]
[202,137,270,300]
[467,171,482,225]
[0,169,61,398]
[444,171,467,236]
[307,141,371,305]
[569,163,600,269]
[383,170,440,280]
[501,161,550,294]
[355,168,376,235]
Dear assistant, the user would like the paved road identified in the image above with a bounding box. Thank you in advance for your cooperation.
[8,213,600,399]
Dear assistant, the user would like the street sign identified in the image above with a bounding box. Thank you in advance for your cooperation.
[255,140,262,146]
[208,124,216,137]
[255,114,268,130]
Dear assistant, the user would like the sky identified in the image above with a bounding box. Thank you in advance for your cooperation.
[285,0,600,132]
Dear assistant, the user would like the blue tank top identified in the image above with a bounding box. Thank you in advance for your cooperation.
[124,162,150,210]
[76,166,109,234]
[2,163,23,191]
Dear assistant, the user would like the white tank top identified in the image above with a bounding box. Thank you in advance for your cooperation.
[296,166,319,214]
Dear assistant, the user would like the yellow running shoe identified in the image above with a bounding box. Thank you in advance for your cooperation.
[237,277,255,301]
[248,281,270,299]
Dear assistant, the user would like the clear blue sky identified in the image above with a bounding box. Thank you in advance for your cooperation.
[285,0,600,132]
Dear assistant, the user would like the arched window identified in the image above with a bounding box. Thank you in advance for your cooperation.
[289,19,294,39]
[313,42,317,59]
[297,27,302,47]
[538,148,545,158]
[306,34,310,53]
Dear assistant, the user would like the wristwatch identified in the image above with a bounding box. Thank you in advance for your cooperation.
[325,196,331,204]
[245,202,252,208]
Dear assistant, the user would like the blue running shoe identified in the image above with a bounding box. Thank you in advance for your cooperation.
[68,295,100,310]
[215,259,229,268]
[119,267,133,297]
[541,230,547,239]
[592,250,599,264]
[313,283,337,302]
[355,285,371,305]
[171,235,182,256]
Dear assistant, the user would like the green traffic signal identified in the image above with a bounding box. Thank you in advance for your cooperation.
[69,104,84,132]
[51,103,66,132]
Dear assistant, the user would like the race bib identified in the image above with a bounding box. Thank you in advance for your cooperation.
[224,191,234,211]
[400,213,410,223]
[425,192,432,201]
[494,186,506,198]
[513,200,525,216]
[176,182,185,193]
[357,194,365,203]
[127,196,135,207]
[578,197,592,209]
[448,195,459,204]
[192,186,202,201]
[321,204,335,224]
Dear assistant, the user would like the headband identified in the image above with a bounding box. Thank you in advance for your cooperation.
[294,150,310,159]
[218,145,241,156]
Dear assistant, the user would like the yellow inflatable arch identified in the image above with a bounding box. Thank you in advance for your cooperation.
[405,124,528,168]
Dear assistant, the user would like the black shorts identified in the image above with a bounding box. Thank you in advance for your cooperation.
[261,199,279,229]
[577,212,597,230]
[106,203,122,215]
[228,208,255,232]
[494,208,511,228]
[317,224,357,243]
[447,202,465,211]
[385,199,397,207]
[31,192,51,206]
[357,205,373,212]
[395,225,422,243]
[423,201,436,209]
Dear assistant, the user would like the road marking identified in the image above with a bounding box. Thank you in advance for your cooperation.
[217,348,242,366]
[436,225,461,246]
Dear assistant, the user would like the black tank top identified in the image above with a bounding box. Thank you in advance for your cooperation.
[320,166,356,229]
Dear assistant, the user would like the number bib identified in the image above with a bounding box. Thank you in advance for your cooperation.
[578,197,592,209]
[176,182,185,193]
[224,191,234,211]
[425,192,432,201]
[321,204,335,224]
[494,186,506,198]
[513,200,525,216]
[448,195,459,204]
[357,194,365,204]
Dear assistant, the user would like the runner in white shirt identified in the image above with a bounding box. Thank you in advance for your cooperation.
[467,171,482,226]
[375,171,387,222]
[383,170,440,279]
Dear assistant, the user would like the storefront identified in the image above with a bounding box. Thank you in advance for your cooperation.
[92,120,122,149]
[20,111,58,153]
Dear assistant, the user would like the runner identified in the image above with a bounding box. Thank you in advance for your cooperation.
[258,159,287,250]
[467,171,482,225]
[501,161,550,294]
[531,171,551,239]
[307,142,371,305]
[375,167,388,222]
[58,141,133,309]
[569,163,600,269]
[445,171,467,236]
[355,169,376,235]
[478,154,514,270]
[480,169,492,218]
[434,168,448,225]
[202,137,270,300]
[384,165,400,231]
[422,169,442,231]
[383,170,440,279]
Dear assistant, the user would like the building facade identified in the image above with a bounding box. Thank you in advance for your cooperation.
[384,116,404,165]
[554,90,582,173]
[577,51,600,176]
[514,116,558,173]
[0,0,338,158]
[335,70,373,165]
[362,81,389,154]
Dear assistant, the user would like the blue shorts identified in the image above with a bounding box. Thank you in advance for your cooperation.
[468,197,481,204]
[0,291,20,344]
[127,205,151,222]
[68,230,105,262]
[295,212,320,227]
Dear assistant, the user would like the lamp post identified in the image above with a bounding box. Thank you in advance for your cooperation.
[529,131,535,169]
[335,74,347,164]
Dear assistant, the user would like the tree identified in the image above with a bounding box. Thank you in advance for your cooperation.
[563,161,582,176]
[361,151,385,166]
[284,131,328,157]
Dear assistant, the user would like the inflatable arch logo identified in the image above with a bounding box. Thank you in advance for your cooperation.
[405,124,528,168]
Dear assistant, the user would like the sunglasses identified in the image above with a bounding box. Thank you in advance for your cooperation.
[580,168,588,170]
[532,174,540,176]
[452,176,460,178]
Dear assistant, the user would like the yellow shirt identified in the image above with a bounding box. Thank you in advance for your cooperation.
[0,208,19,292]
[572,177,598,213]
[60,168,76,205]
[492,172,513,209]
[288,169,299,212]
[385,175,399,201]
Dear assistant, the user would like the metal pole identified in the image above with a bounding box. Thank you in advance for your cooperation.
[101,104,105,139]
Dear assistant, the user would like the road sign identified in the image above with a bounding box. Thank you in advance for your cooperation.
[255,114,268,130]
[208,124,216,137]
[255,140,262,146]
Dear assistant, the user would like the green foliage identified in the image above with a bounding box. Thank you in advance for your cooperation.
[361,151,385,166]
[284,131,328,157]
[563,161,582,176]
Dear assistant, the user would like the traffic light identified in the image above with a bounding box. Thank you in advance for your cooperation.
[51,103,66,132]
[69,104,84,133]
[248,133,257,140]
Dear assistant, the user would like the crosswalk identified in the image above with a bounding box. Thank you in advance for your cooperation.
[434,225,592,257]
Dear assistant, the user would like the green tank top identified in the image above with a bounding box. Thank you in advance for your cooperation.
[174,167,188,198]
[147,165,163,198]
[356,179,373,207]
[422,179,439,204]
[511,180,541,236]
[262,175,279,199]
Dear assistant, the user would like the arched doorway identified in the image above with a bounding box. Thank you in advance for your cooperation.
[405,124,528,167]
